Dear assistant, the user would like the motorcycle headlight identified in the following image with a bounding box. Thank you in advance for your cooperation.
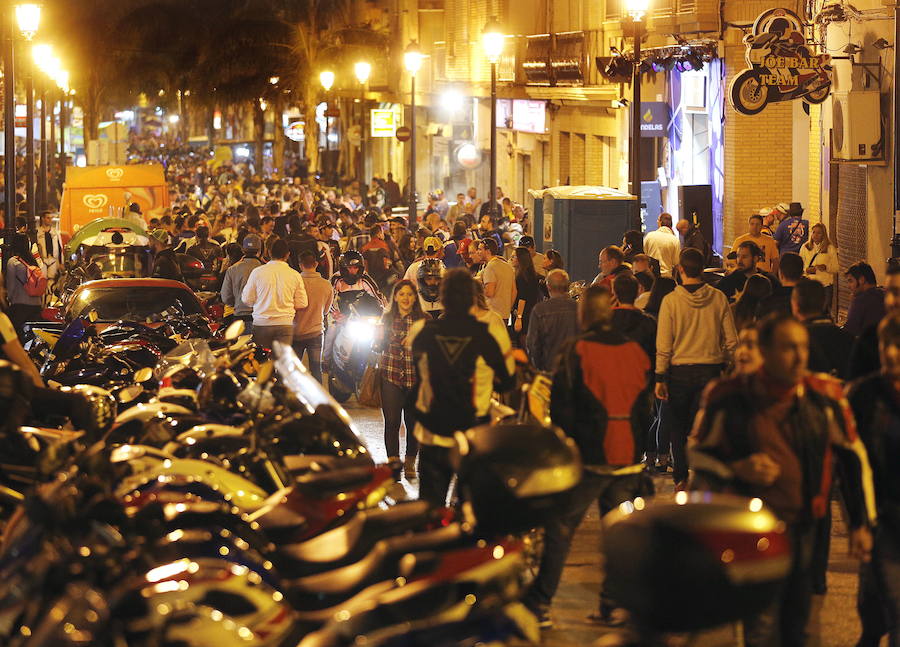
[347,318,376,343]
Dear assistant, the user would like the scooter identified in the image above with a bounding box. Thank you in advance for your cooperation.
[327,291,384,403]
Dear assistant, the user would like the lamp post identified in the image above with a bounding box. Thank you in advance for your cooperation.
[16,3,40,228]
[32,43,50,211]
[482,18,504,221]
[354,61,370,193]
[403,42,423,224]
[625,0,649,231]
[319,70,334,187]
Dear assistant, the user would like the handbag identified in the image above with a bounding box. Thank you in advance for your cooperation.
[358,361,382,408]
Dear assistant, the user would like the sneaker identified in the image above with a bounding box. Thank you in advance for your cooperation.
[586,607,628,627]
[674,479,687,492]
[533,608,554,630]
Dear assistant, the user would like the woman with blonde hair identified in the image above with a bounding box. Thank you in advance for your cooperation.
[799,222,839,314]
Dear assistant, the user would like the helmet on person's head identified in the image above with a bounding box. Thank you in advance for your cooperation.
[451,423,582,535]
[422,236,443,256]
[339,250,365,285]
[416,258,443,303]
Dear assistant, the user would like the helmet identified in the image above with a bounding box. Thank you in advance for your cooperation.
[339,250,365,285]
[60,384,117,435]
[451,423,582,534]
[416,258,443,304]
[603,493,791,632]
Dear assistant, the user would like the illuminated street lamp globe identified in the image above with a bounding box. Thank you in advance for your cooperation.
[404,42,423,76]
[482,17,505,64]
[625,0,650,21]
[355,61,371,85]
[319,70,335,91]
[15,3,41,40]
[32,42,52,69]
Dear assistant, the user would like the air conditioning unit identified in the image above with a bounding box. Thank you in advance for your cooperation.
[832,90,882,161]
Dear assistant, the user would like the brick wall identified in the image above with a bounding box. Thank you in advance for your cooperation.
[807,102,822,223]
[722,36,794,249]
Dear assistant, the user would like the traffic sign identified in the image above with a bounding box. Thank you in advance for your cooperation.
[396,126,411,142]
[324,107,341,118]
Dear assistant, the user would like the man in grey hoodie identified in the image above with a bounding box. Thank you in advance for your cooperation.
[655,248,738,489]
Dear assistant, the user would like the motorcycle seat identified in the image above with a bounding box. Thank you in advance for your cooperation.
[292,466,381,497]
[282,523,464,600]
[276,500,432,565]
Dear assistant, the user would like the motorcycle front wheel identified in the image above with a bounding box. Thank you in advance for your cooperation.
[804,83,831,105]
[730,71,769,115]
[328,374,353,403]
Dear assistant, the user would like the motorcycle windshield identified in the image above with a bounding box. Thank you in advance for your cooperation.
[271,341,369,451]
[51,318,87,362]
[335,290,383,317]
[155,339,216,381]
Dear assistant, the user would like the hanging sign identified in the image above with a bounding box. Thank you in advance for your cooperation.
[640,102,670,138]
[729,8,832,116]
[284,121,305,142]
[370,109,396,137]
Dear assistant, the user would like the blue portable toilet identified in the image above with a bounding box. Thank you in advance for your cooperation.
[527,189,545,250]
[540,186,637,283]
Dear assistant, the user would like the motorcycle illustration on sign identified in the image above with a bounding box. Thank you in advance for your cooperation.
[729,8,832,116]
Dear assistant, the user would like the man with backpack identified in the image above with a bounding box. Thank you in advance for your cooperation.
[221,234,264,331]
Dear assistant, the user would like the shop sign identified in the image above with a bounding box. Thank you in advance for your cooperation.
[640,102,670,138]
[729,8,832,116]
[284,121,305,142]
[370,109,397,137]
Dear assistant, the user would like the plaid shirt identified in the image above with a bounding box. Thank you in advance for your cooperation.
[380,312,419,389]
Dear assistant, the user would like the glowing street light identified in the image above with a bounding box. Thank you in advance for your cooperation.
[625,0,650,21]
[319,70,335,91]
[482,17,505,64]
[269,75,280,85]
[403,42,423,75]
[31,42,51,69]
[354,61,371,85]
[15,3,41,40]
[624,0,651,229]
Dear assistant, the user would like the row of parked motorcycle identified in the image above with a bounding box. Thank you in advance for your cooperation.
[0,302,595,647]
[0,283,799,646]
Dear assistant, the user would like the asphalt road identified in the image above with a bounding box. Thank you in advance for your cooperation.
[342,400,872,647]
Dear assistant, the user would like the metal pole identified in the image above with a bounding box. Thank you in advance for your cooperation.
[25,54,34,227]
[37,75,46,211]
[358,88,366,192]
[3,10,16,272]
[489,61,497,219]
[58,95,66,171]
[324,107,330,187]
[630,19,642,231]
[48,90,55,206]
[409,74,417,223]
[892,3,900,257]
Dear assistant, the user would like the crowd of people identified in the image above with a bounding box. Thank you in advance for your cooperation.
[3,146,900,645]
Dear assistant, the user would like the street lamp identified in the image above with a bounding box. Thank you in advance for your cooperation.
[354,61,371,190]
[482,17,504,221]
[319,70,335,186]
[404,41,423,223]
[625,0,649,230]
[16,3,40,228]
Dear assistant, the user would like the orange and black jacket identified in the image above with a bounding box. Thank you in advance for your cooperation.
[690,371,876,528]
[550,324,652,467]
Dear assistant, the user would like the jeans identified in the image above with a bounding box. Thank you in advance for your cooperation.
[857,526,900,646]
[524,472,651,612]
[665,364,723,483]
[292,333,324,383]
[8,303,42,340]
[253,325,294,351]
[647,398,669,459]
[381,379,418,460]
[418,444,454,507]
[743,523,817,647]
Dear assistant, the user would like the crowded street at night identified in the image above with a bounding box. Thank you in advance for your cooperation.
[0,0,897,646]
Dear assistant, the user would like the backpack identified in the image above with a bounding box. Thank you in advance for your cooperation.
[16,257,48,297]
[287,234,319,272]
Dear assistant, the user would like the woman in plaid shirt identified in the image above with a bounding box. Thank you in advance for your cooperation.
[379,279,428,480]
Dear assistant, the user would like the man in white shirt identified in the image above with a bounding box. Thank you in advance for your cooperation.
[241,237,308,350]
[475,237,516,321]
[643,212,680,278]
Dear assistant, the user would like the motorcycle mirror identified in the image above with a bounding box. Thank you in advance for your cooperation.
[119,385,143,404]
[224,319,245,341]
[134,367,154,383]
[256,360,274,385]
